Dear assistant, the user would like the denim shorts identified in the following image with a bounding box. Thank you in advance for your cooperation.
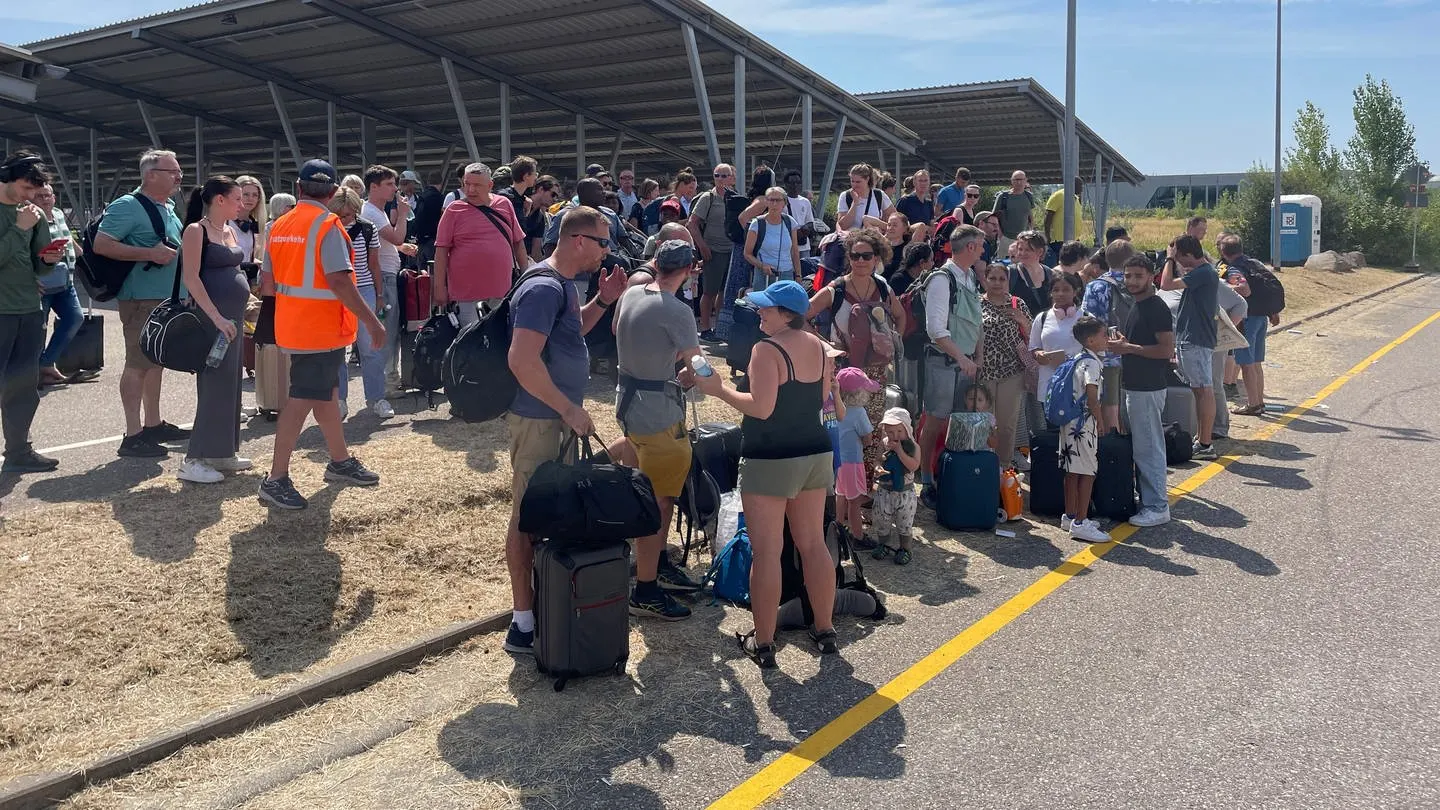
[1233,316,1269,365]
[1176,343,1213,389]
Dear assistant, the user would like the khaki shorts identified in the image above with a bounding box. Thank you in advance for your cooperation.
[507,413,575,519]
[118,298,163,371]
[739,452,834,499]
[628,422,692,499]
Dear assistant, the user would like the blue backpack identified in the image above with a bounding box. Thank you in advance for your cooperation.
[703,523,752,606]
[1044,354,1089,428]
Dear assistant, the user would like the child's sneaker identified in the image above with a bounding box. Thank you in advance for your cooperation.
[1070,518,1111,543]
[1192,442,1218,461]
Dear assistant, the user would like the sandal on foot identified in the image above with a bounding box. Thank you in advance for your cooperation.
[808,628,839,655]
[893,547,913,566]
[736,630,777,669]
[871,544,897,561]
[1230,403,1264,416]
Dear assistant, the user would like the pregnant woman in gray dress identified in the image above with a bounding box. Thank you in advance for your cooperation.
[178,176,253,484]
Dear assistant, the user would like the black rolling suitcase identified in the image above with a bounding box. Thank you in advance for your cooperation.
[56,306,104,377]
[1027,428,1065,517]
[1090,430,1139,521]
[533,540,631,692]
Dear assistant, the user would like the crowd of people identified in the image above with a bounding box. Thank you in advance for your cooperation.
[0,147,1282,671]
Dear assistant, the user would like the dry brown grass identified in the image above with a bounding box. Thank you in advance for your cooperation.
[0,382,733,785]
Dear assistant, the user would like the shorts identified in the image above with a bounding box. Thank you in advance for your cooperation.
[288,348,345,400]
[1177,343,1213,389]
[507,413,576,518]
[921,350,974,417]
[1101,365,1122,407]
[118,298,163,371]
[1233,316,1269,365]
[702,249,731,294]
[835,462,868,500]
[1059,413,1099,476]
[627,422,692,499]
[739,452,834,499]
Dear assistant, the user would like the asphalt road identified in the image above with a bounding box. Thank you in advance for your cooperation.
[22,279,1440,810]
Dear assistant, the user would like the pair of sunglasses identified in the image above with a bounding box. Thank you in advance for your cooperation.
[849,251,876,261]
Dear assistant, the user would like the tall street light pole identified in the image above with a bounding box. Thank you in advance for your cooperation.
[1271,0,1283,269]
[1063,0,1077,242]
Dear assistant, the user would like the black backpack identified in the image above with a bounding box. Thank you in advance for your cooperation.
[441,266,564,422]
[722,189,750,245]
[76,193,170,302]
[411,311,460,407]
[1239,257,1286,317]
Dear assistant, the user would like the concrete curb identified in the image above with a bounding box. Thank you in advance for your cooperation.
[1267,271,1433,337]
[0,611,511,810]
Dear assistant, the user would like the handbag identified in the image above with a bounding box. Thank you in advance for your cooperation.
[139,234,217,373]
[1213,313,1250,354]
[518,431,662,547]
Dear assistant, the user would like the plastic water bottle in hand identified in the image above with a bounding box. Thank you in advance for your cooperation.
[687,355,713,402]
[205,324,234,368]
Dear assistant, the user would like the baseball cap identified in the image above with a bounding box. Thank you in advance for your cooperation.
[744,279,810,317]
[654,240,696,271]
[399,170,422,183]
[298,159,337,186]
[659,198,684,216]
[836,367,882,394]
[586,163,607,177]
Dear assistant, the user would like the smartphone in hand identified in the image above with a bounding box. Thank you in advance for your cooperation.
[40,237,69,255]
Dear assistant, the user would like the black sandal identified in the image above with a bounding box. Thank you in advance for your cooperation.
[737,630,777,669]
[809,628,839,655]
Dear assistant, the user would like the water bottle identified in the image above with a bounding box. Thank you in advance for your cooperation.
[716,491,743,545]
[205,323,233,368]
[690,355,715,378]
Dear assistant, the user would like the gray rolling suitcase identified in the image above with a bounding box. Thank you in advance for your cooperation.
[533,541,631,691]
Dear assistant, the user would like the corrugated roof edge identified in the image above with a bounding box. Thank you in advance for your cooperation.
[21,0,275,50]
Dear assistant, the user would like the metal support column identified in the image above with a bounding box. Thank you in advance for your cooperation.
[440,143,457,183]
[89,129,99,213]
[76,156,85,219]
[1092,154,1103,244]
[36,117,78,211]
[360,117,376,168]
[327,101,337,166]
[817,115,847,217]
[1062,0,1077,241]
[733,54,745,172]
[895,149,901,184]
[1096,163,1114,246]
[576,114,586,180]
[268,81,304,171]
[681,23,720,168]
[136,100,162,148]
[499,82,511,163]
[801,94,812,195]
[272,140,281,192]
[441,57,480,161]
[608,134,623,174]
[406,128,415,171]
[1270,0,1283,266]
[195,117,205,179]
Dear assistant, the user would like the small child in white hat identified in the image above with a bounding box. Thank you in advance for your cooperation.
[871,407,921,565]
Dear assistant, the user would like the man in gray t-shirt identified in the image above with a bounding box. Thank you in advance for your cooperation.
[613,240,703,620]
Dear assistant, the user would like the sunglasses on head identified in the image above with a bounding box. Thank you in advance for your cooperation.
[849,251,876,261]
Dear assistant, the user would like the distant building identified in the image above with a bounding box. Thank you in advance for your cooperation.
[1112,173,1248,210]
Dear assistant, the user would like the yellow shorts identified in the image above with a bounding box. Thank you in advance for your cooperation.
[627,422,692,499]
[507,413,575,519]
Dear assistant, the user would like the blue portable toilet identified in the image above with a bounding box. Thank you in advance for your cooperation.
[1274,194,1322,265]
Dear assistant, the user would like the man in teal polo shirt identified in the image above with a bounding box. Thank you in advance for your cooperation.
[93,148,188,459]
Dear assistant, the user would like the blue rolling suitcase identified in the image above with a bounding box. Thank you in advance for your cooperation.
[935,449,1000,531]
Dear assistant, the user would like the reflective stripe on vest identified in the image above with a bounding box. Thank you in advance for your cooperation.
[274,211,341,300]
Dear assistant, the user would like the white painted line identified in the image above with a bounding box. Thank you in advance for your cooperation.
[37,422,194,456]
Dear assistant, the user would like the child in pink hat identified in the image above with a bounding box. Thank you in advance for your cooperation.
[834,366,882,547]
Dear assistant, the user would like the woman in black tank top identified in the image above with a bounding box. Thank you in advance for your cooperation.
[694,281,841,668]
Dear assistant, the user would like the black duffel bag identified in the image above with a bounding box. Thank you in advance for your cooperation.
[519,432,661,547]
[139,254,215,374]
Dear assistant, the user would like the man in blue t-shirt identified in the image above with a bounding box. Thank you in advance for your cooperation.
[935,166,971,217]
[92,149,189,460]
[1160,234,1220,460]
[502,205,628,656]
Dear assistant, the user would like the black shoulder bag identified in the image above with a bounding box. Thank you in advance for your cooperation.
[139,226,217,373]
[518,431,662,548]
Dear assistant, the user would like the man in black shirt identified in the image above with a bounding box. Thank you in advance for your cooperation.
[1108,254,1174,527]
[413,170,445,265]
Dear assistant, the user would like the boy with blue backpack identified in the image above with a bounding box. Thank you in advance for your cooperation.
[1045,316,1110,542]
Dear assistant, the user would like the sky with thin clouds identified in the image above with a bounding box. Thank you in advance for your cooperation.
[6,0,1434,176]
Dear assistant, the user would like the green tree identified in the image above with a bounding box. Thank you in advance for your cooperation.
[1286,101,1341,191]
[1345,75,1417,204]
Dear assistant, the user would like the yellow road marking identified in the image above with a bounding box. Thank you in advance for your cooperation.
[709,307,1440,809]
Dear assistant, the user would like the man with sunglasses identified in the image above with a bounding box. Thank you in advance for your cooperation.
[688,163,738,341]
[503,206,629,655]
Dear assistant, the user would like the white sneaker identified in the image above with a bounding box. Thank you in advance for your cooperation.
[1060,514,1074,532]
[1070,518,1112,543]
[207,456,254,472]
[370,398,395,419]
[339,400,349,420]
[1129,507,1172,528]
[178,458,224,484]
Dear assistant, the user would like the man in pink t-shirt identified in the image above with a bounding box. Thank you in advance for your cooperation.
[433,162,528,325]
